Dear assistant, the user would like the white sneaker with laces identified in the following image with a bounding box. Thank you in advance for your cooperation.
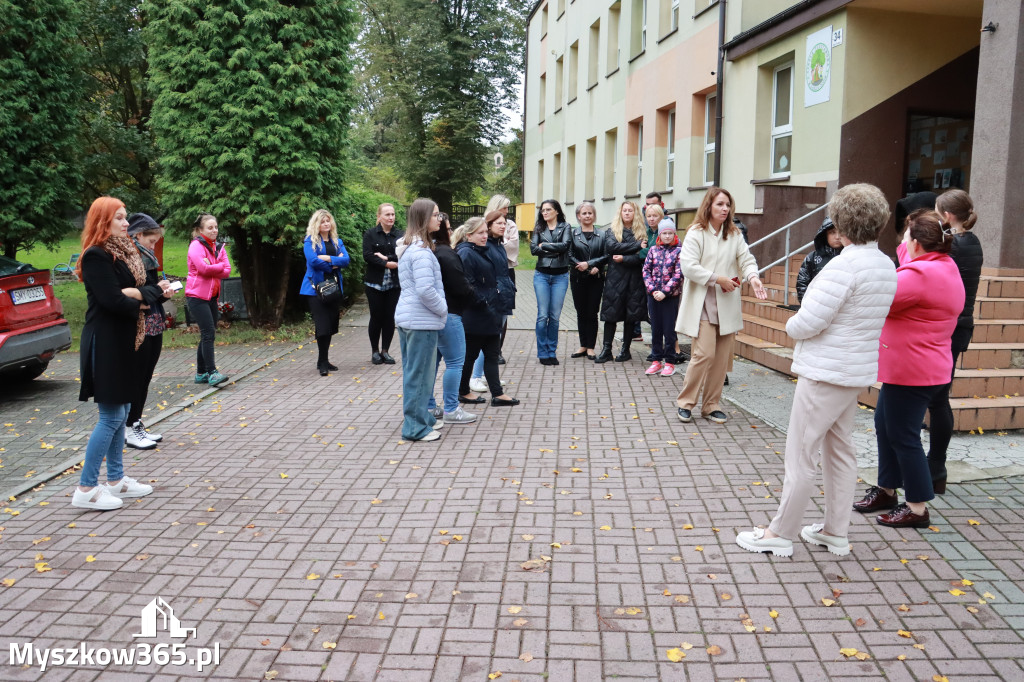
[800,524,851,556]
[125,421,157,450]
[104,476,154,499]
[416,430,441,442]
[469,378,488,393]
[735,526,793,557]
[72,486,124,511]
[140,421,162,442]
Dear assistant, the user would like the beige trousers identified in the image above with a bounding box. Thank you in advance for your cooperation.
[768,377,863,541]
[676,320,734,416]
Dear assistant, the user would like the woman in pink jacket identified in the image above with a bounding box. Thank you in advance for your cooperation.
[186,213,232,386]
[853,209,964,528]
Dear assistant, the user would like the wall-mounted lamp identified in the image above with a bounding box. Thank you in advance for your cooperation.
[981,21,998,34]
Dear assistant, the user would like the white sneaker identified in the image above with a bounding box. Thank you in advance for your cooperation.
[140,421,162,442]
[443,407,477,424]
[735,527,793,557]
[125,421,157,450]
[72,486,124,511]
[416,430,441,442]
[469,378,488,393]
[800,524,851,556]
[104,476,154,499]
[432,419,445,429]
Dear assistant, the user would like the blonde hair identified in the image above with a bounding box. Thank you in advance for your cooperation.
[485,194,511,214]
[645,204,665,224]
[452,217,485,246]
[610,201,646,243]
[307,209,339,250]
[376,203,395,222]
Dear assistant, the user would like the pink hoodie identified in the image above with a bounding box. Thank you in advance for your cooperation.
[185,238,231,300]
[877,245,964,386]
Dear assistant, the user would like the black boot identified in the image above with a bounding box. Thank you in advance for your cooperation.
[614,336,632,362]
[594,343,613,363]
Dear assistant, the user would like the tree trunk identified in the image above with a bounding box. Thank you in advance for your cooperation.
[426,188,454,216]
[229,231,292,328]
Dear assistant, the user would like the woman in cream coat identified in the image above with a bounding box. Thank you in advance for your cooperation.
[736,183,898,558]
[675,187,767,424]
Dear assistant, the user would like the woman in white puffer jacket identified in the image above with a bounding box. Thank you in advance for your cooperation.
[736,183,897,558]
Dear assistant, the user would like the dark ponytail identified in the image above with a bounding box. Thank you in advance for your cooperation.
[906,208,952,255]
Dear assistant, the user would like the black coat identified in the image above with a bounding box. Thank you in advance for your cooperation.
[950,231,983,353]
[457,242,511,333]
[530,221,572,270]
[435,244,477,317]
[600,229,648,323]
[568,227,609,279]
[796,220,842,302]
[79,246,142,403]
[362,224,404,286]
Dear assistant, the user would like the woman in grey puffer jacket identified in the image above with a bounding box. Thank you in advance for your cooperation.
[395,199,447,443]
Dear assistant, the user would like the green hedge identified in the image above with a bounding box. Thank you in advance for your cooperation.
[333,185,407,295]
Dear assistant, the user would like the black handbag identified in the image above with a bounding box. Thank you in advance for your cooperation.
[314,272,342,303]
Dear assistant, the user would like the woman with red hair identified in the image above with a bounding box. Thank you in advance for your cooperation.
[72,197,156,511]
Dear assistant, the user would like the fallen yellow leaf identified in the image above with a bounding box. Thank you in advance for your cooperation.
[682,523,694,530]
[897,630,912,638]
[322,642,336,649]
[666,648,686,662]
[949,589,966,596]
[769,609,779,619]
[968,519,980,526]
[820,598,836,607]
[599,525,611,531]
[279,473,288,479]
[488,673,502,680]
[1,578,15,587]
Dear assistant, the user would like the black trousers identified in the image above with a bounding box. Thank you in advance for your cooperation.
[925,350,961,483]
[366,286,400,352]
[128,334,163,425]
[460,333,502,395]
[187,296,219,374]
[570,272,604,348]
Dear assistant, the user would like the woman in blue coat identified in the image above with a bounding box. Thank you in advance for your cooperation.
[301,209,350,375]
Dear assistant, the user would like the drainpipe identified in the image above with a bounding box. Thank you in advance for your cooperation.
[712,0,727,187]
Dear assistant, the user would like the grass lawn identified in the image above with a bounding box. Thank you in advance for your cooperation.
[516,238,537,270]
[18,233,313,352]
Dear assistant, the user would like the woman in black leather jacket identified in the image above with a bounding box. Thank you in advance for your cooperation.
[595,201,648,363]
[530,199,572,365]
[926,189,982,493]
[568,201,608,360]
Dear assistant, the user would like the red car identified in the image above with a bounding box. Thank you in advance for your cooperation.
[0,255,71,381]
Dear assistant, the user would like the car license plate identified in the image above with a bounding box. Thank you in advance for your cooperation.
[12,286,45,304]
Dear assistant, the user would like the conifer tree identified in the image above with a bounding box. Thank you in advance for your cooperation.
[147,0,356,325]
[0,0,86,259]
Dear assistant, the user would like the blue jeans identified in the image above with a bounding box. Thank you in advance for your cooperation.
[81,402,129,487]
[429,314,465,414]
[399,327,440,440]
[533,271,569,359]
[472,314,506,379]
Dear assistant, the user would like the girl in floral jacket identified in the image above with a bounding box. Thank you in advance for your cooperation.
[642,219,683,376]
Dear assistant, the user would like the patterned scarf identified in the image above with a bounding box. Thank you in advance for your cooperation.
[104,235,147,350]
[133,237,160,272]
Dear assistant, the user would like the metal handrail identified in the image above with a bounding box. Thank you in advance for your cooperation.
[748,203,827,307]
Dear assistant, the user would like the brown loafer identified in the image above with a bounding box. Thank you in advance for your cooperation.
[876,503,930,528]
[852,486,898,513]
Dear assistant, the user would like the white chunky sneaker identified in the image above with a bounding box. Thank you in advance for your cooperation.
[735,527,794,557]
[416,430,441,442]
[139,420,162,442]
[72,487,124,511]
[104,476,154,499]
[468,378,489,393]
[800,524,851,556]
[125,421,157,450]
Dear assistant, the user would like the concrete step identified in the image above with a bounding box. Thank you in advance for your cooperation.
[974,296,1024,320]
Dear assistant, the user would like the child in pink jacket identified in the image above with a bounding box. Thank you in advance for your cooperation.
[186,213,232,386]
[642,219,683,376]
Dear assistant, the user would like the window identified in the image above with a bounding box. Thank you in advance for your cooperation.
[537,159,545,202]
[566,145,576,203]
[538,73,547,122]
[771,64,793,176]
[607,2,621,74]
[568,41,579,102]
[704,94,716,185]
[631,0,647,58]
[585,137,597,199]
[541,4,549,36]
[628,118,643,194]
[659,0,679,38]
[672,0,679,30]
[557,0,565,18]
[588,20,600,87]
[693,0,717,14]
[553,152,562,201]
[666,108,676,190]
[554,57,564,111]
[637,121,644,193]
[604,128,618,197]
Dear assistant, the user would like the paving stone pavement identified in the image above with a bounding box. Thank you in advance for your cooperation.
[1,317,1022,681]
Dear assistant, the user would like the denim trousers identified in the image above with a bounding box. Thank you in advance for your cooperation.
[429,314,465,414]
[81,402,129,487]
[399,327,440,439]
[647,294,680,361]
[875,382,947,503]
[472,315,506,379]
[187,296,219,373]
[533,271,569,358]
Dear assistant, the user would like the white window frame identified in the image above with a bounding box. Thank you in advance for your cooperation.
[671,0,680,31]
[636,121,644,194]
[770,64,794,178]
[641,0,648,52]
[666,108,676,190]
[703,94,716,186]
